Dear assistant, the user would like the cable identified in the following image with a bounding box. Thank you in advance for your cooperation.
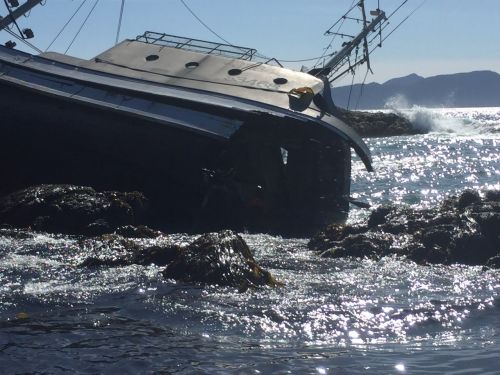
[45,0,87,52]
[3,0,24,36]
[115,0,125,45]
[179,0,339,66]
[346,68,356,110]
[355,68,369,110]
[64,0,99,54]
[380,0,426,45]
[3,26,42,53]
[313,0,357,69]
[179,0,233,46]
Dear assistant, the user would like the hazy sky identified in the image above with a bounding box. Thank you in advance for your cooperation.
[1,0,499,85]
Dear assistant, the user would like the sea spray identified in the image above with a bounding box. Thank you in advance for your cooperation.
[382,97,500,134]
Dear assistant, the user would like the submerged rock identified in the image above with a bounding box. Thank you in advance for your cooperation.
[0,184,148,235]
[309,190,500,267]
[80,230,281,288]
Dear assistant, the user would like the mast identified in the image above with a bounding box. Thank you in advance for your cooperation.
[0,0,44,31]
[310,1,386,77]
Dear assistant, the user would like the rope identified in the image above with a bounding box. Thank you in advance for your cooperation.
[45,0,87,52]
[64,0,99,54]
[115,0,125,45]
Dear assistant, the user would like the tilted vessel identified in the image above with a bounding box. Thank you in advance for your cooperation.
[0,1,388,234]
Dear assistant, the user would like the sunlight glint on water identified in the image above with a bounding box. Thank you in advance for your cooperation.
[0,107,499,374]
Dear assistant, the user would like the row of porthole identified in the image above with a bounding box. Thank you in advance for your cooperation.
[145,54,288,85]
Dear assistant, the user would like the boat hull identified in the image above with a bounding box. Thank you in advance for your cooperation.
[0,46,363,234]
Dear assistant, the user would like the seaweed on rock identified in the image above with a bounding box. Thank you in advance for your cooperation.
[309,190,500,267]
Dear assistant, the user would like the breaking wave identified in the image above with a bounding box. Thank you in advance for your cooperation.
[383,96,500,135]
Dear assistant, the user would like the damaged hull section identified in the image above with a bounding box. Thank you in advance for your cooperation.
[0,45,371,235]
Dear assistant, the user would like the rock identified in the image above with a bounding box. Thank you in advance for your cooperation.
[336,107,421,137]
[0,185,148,235]
[485,255,500,269]
[457,189,481,210]
[367,205,393,228]
[309,189,500,267]
[78,233,181,268]
[163,230,281,288]
[76,229,279,290]
[114,225,162,238]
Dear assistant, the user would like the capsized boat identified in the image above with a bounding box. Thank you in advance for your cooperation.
[0,1,387,234]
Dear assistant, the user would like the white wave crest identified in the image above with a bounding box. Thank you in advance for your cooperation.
[383,95,499,135]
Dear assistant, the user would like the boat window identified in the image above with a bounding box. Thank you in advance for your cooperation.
[145,54,159,62]
[185,62,199,69]
[228,69,242,76]
[274,78,288,85]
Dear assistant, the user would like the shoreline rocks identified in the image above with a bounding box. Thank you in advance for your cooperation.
[309,190,500,268]
[336,107,421,137]
[0,184,148,236]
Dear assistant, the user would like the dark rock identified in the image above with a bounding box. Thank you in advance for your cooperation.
[421,226,455,249]
[163,230,281,288]
[78,233,179,268]
[472,212,500,238]
[309,189,500,267]
[114,225,162,238]
[485,255,500,269]
[336,107,421,138]
[457,190,481,210]
[451,233,496,265]
[133,245,181,266]
[485,190,500,202]
[0,185,148,235]
[308,224,365,252]
[368,206,394,228]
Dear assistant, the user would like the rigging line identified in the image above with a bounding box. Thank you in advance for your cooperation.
[346,68,356,110]
[324,0,361,35]
[380,0,426,45]
[45,0,88,52]
[355,68,370,110]
[3,27,42,53]
[178,0,334,66]
[313,0,357,69]
[3,0,23,37]
[65,0,99,54]
[387,0,410,20]
[179,0,234,47]
[115,0,125,45]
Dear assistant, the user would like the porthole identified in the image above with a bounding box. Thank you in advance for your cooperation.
[185,61,199,69]
[274,77,288,85]
[228,68,242,76]
[145,54,159,62]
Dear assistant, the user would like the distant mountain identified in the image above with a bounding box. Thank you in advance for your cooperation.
[331,70,500,109]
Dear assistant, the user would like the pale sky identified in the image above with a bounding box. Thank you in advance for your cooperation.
[1,0,499,85]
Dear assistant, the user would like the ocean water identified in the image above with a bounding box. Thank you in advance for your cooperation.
[1,107,499,374]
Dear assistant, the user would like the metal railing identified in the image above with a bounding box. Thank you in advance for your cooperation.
[136,31,257,61]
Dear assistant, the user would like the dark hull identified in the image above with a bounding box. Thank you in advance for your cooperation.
[0,80,225,230]
[0,46,361,235]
